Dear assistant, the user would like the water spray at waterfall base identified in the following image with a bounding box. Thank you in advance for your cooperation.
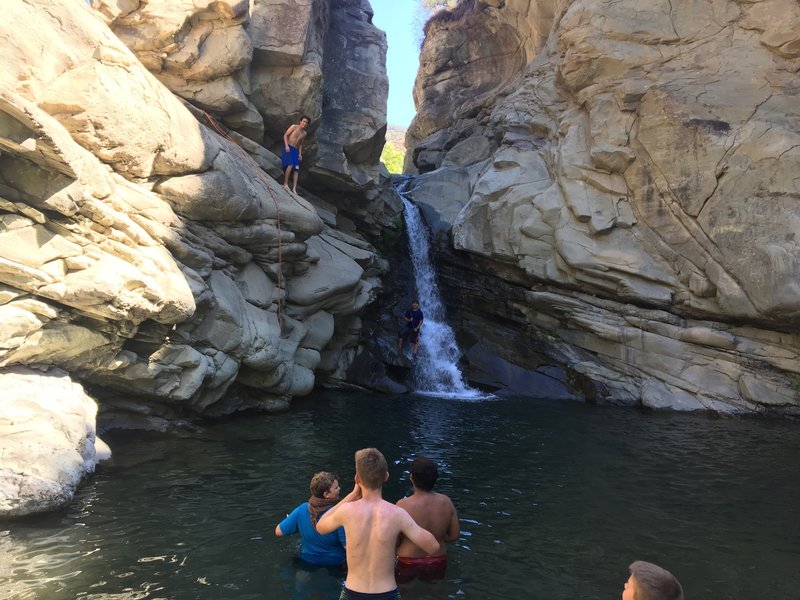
[398,194,490,400]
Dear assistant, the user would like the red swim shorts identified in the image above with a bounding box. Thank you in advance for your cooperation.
[395,555,447,584]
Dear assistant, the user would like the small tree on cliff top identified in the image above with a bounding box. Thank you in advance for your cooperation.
[420,0,459,10]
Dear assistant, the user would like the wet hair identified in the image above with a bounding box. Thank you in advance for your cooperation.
[309,471,338,498]
[628,561,684,600]
[300,115,311,123]
[355,448,387,490]
[412,300,419,305]
[410,456,438,491]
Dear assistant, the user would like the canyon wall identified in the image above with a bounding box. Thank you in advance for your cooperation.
[0,0,396,516]
[404,0,800,415]
[4,0,799,517]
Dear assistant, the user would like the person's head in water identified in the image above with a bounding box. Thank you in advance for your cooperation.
[309,471,340,500]
[355,448,388,490]
[622,561,683,600]
[409,456,438,491]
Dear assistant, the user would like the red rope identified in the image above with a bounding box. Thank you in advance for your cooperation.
[200,110,284,334]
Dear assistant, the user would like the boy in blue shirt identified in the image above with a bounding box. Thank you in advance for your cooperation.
[275,471,346,565]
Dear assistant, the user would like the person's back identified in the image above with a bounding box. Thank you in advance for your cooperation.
[396,491,457,557]
[395,456,459,583]
[335,492,407,592]
[396,456,458,558]
[317,448,438,599]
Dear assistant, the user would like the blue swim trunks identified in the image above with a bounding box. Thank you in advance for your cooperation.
[282,145,300,172]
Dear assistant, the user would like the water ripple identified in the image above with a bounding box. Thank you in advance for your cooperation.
[3,394,800,599]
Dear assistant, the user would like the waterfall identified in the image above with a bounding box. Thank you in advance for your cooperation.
[399,195,484,399]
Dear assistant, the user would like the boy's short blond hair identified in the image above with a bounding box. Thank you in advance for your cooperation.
[355,448,387,489]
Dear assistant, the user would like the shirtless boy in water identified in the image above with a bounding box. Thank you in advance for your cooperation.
[317,448,438,600]
[395,456,459,583]
[282,116,310,194]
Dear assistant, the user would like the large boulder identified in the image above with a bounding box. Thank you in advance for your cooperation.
[0,367,110,517]
[405,0,529,168]
[248,0,329,146]
[310,0,389,189]
[0,0,393,514]
[108,0,264,141]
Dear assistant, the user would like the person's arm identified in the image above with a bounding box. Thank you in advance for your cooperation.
[415,316,423,332]
[283,125,295,151]
[336,525,346,548]
[276,505,301,537]
[399,509,439,555]
[317,483,362,534]
[298,137,303,161]
[445,501,460,543]
[395,497,409,547]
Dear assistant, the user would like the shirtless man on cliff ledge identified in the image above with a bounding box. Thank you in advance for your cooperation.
[282,116,309,194]
[317,448,438,600]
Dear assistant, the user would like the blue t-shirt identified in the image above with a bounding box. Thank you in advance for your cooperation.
[405,308,424,329]
[278,502,346,565]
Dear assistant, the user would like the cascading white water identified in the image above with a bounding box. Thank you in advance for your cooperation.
[400,196,484,398]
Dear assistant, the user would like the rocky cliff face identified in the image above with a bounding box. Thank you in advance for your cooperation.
[4,0,798,517]
[405,0,800,415]
[0,0,396,516]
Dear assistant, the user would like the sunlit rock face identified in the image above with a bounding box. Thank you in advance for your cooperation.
[0,0,396,514]
[106,0,389,190]
[405,0,560,172]
[0,368,110,519]
[247,0,329,147]
[311,0,389,190]
[406,0,800,415]
[109,0,263,140]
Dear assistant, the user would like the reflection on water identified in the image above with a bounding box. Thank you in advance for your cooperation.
[2,392,800,600]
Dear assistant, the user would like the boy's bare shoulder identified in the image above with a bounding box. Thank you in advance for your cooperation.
[383,499,411,519]
[435,492,455,506]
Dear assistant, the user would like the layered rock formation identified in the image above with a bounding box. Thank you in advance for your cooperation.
[5,0,798,517]
[404,0,800,415]
[0,0,395,516]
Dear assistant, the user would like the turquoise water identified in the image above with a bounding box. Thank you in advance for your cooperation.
[2,392,799,599]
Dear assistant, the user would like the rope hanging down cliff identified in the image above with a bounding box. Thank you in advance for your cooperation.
[201,110,285,335]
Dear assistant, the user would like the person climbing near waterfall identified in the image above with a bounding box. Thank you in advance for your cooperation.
[282,115,310,194]
[397,300,424,357]
[274,471,346,566]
